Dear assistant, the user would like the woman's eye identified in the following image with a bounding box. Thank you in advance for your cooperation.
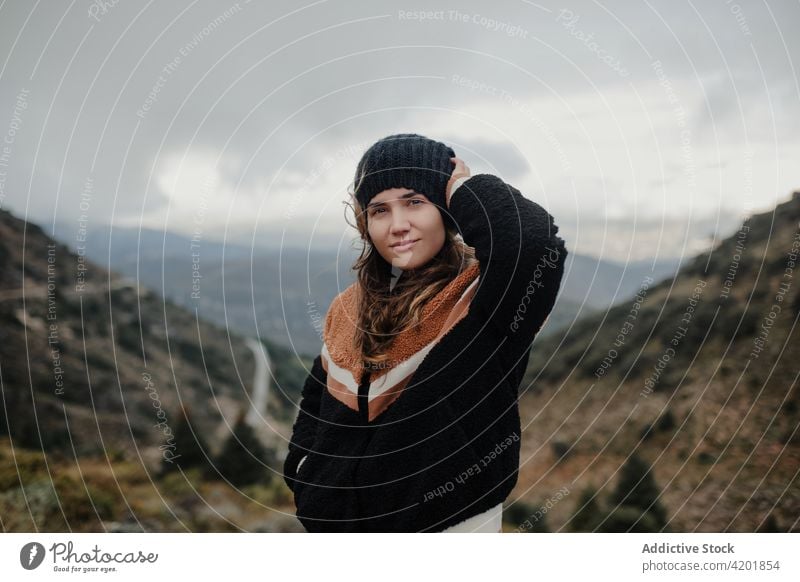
[369,199,422,216]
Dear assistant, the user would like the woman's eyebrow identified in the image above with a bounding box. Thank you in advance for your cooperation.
[367,192,420,208]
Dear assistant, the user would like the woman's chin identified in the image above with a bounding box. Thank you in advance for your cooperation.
[391,255,415,270]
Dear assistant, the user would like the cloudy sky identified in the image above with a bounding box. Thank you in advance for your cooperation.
[1,0,798,262]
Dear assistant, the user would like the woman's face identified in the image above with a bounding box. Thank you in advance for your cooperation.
[365,187,446,271]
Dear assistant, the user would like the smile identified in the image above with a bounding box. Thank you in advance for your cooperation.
[392,239,418,251]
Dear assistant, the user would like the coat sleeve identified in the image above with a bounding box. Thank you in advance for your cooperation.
[283,354,326,493]
[449,173,567,370]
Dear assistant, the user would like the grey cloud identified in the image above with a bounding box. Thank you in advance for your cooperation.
[0,0,797,261]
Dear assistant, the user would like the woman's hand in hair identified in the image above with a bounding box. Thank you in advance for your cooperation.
[446,157,471,209]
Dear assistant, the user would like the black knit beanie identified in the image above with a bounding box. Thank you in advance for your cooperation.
[354,133,457,230]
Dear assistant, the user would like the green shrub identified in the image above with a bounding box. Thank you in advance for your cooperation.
[610,454,668,531]
[210,414,275,487]
[569,487,606,532]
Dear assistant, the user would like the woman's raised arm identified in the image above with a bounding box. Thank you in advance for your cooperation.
[447,172,567,370]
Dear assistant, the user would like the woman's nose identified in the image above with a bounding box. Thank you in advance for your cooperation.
[390,212,411,232]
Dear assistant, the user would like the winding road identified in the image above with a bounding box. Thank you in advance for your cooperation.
[245,337,272,427]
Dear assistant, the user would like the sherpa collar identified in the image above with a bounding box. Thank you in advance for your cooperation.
[321,261,480,420]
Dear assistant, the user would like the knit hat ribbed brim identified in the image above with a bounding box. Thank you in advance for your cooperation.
[354,133,457,229]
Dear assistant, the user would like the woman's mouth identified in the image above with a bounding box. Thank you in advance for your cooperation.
[392,239,418,251]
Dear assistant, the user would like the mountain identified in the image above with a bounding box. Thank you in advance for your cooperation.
[519,191,800,532]
[0,207,314,531]
[539,253,689,340]
[11,190,798,533]
[51,223,686,353]
[50,222,257,264]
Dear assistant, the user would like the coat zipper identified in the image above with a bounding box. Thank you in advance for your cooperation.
[357,368,371,424]
[352,368,374,526]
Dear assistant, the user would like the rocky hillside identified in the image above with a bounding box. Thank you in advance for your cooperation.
[517,191,800,532]
[0,207,311,532]
[3,191,798,533]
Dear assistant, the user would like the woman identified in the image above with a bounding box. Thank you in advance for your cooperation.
[283,133,567,532]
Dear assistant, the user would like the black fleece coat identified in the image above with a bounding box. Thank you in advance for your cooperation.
[283,173,567,532]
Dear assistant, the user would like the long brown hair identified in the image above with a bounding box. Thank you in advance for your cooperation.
[344,184,478,370]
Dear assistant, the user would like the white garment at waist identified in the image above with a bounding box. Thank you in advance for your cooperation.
[441,502,503,533]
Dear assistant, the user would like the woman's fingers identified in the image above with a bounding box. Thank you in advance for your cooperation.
[446,157,471,209]
[450,156,470,180]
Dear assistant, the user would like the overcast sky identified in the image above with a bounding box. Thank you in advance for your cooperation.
[1,0,798,262]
